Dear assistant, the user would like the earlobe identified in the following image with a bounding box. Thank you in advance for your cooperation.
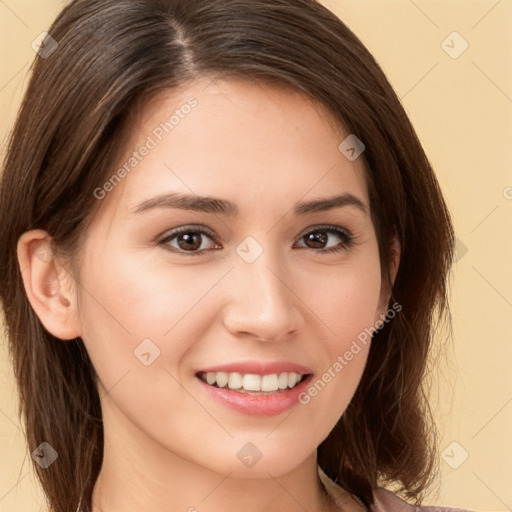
[17,229,81,340]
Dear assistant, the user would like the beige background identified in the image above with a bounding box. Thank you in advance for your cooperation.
[0,0,511,511]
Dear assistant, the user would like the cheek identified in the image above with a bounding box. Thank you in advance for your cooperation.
[79,246,206,334]
[295,246,381,413]
[303,249,382,349]
[76,248,225,385]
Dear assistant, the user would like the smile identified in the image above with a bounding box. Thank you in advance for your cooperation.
[195,364,314,416]
[197,371,307,394]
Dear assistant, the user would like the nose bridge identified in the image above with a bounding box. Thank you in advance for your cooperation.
[224,240,299,340]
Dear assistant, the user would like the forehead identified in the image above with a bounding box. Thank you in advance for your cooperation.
[96,77,369,221]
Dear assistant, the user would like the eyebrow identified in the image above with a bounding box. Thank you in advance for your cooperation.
[131,192,368,216]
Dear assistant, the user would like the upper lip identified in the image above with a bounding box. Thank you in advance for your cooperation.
[197,361,313,376]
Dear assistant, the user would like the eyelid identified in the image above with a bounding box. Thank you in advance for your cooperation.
[159,224,218,241]
[295,223,353,240]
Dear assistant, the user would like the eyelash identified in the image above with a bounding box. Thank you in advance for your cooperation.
[158,224,357,257]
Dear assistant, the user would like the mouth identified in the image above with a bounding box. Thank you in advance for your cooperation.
[196,370,309,394]
[195,365,314,416]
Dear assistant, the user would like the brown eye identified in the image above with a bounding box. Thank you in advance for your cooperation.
[295,226,355,254]
[303,230,328,249]
[175,232,203,251]
[160,226,220,256]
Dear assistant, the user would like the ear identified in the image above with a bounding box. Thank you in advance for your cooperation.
[388,232,401,286]
[377,232,401,315]
[17,229,82,340]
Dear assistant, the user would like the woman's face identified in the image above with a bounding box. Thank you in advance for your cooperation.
[73,78,390,478]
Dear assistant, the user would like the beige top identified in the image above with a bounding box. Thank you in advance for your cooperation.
[319,467,477,512]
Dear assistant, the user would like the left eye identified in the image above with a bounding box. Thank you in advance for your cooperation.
[160,226,220,255]
[159,224,355,256]
[294,226,354,253]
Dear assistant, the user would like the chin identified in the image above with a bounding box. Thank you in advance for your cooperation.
[202,438,316,480]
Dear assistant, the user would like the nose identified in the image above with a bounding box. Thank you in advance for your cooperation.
[222,248,301,343]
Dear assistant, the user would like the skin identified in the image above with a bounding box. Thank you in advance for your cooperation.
[18,77,399,512]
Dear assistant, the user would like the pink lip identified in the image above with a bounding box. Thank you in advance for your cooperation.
[198,361,313,375]
[195,361,314,416]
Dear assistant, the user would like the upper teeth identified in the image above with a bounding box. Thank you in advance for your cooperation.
[201,372,304,392]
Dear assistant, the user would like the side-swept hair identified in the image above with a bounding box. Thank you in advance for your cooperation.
[0,1,454,511]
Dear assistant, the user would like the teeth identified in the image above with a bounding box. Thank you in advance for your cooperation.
[200,371,305,392]
[261,374,279,392]
[228,372,242,389]
[278,373,289,389]
[215,372,228,388]
[288,372,299,388]
[242,374,261,391]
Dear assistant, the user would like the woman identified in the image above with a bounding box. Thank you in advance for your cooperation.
[0,1,473,511]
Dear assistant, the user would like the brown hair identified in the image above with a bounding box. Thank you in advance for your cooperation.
[0,1,454,511]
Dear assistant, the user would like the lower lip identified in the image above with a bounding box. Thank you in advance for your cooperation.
[196,375,313,416]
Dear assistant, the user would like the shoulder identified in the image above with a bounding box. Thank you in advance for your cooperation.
[319,467,476,512]
[372,487,477,512]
